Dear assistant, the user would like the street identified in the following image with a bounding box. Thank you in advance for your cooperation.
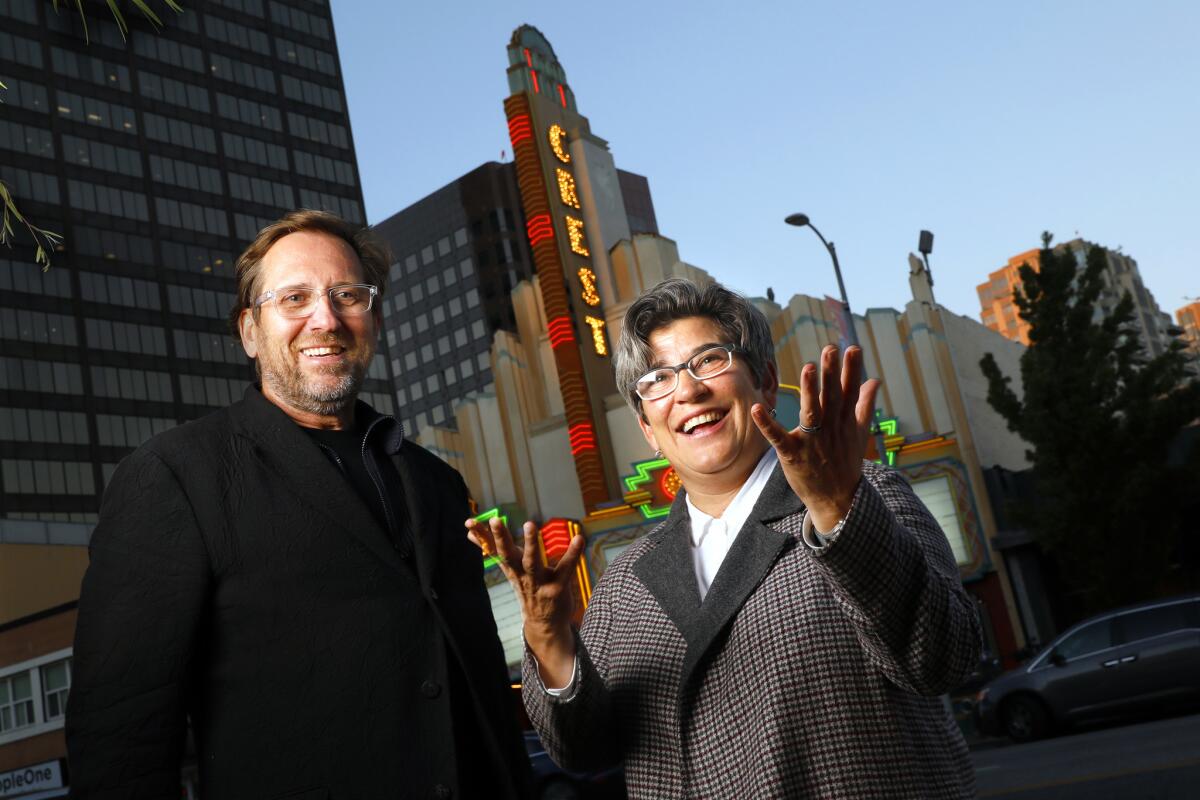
[973,712,1200,799]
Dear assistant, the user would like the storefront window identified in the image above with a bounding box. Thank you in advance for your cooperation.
[911,475,971,566]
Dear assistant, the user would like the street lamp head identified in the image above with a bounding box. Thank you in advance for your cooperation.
[784,213,810,227]
[918,229,934,256]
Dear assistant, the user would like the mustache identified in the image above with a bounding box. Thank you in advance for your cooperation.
[293,334,352,351]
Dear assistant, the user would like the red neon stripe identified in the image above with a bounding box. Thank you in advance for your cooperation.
[542,531,571,559]
[568,430,595,446]
[541,519,572,557]
[507,114,532,146]
[524,48,532,67]
[531,69,539,93]
[568,423,597,454]
[526,213,554,246]
[548,316,575,349]
[558,85,566,108]
[543,538,570,559]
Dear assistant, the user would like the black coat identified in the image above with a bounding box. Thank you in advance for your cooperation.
[67,387,531,799]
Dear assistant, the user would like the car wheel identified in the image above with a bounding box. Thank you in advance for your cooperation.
[1002,694,1050,742]
[539,777,583,800]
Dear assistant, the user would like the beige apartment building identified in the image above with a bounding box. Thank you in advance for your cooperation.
[977,238,1176,359]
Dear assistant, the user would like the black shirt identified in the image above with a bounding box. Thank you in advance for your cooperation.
[302,418,411,560]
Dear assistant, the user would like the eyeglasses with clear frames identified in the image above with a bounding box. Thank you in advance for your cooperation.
[634,344,742,401]
[253,284,378,319]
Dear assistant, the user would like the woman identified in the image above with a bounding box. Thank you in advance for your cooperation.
[466,278,980,798]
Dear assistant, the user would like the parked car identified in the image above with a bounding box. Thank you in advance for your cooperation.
[524,731,626,800]
[975,595,1200,742]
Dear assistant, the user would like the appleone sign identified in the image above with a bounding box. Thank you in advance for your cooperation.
[0,760,65,798]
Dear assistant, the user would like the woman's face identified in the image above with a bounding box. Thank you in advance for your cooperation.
[636,316,777,495]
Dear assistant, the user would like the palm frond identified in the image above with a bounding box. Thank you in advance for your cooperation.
[1,180,64,269]
[52,0,185,43]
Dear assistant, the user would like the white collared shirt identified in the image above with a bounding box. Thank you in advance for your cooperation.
[685,447,779,600]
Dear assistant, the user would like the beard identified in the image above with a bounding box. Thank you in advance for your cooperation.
[258,333,373,417]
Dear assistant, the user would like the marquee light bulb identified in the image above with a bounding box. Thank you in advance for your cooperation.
[548,124,570,164]
[557,168,580,209]
[577,267,600,306]
[565,216,589,256]
[584,315,608,356]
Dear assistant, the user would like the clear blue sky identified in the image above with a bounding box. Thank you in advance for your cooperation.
[331,0,1198,324]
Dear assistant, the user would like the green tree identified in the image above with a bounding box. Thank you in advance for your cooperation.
[981,232,1200,616]
[1,0,182,266]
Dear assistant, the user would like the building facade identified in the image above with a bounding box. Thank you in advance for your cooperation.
[1176,300,1200,363]
[0,1,377,789]
[977,238,1175,358]
[372,162,534,438]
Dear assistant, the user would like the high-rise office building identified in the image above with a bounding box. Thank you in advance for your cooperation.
[372,162,533,438]
[977,239,1175,358]
[372,159,658,439]
[0,0,391,528]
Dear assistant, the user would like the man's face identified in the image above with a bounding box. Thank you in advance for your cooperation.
[636,315,777,494]
[238,230,379,425]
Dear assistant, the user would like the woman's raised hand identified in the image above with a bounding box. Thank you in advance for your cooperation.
[465,516,584,687]
[751,344,880,532]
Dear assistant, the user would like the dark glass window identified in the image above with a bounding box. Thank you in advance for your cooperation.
[62,135,142,177]
[144,113,217,153]
[1056,620,1113,661]
[150,154,223,194]
[131,34,205,73]
[0,31,43,68]
[204,15,270,55]
[50,46,130,90]
[0,120,54,159]
[1120,603,1192,644]
[139,71,211,112]
[68,180,149,221]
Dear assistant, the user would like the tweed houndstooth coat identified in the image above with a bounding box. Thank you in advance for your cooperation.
[523,460,981,798]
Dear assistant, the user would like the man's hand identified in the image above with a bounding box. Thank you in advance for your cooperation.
[751,344,880,532]
[465,516,584,688]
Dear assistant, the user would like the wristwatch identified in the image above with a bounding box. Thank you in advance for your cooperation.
[802,511,846,548]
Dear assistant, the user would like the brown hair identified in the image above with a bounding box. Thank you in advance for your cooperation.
[228,209,391,334]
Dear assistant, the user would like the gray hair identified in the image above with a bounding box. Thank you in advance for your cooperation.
[614,277,776,421]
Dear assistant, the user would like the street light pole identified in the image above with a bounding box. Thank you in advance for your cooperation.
[784,213,860,349]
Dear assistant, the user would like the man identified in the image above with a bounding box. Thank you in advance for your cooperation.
[472,278,979,797]
[67,210,531,799]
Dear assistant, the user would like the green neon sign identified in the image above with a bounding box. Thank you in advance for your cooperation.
[475,507,509,567]
[623,457,675,520]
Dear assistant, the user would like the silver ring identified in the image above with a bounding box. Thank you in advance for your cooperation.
[799,422,821,434]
